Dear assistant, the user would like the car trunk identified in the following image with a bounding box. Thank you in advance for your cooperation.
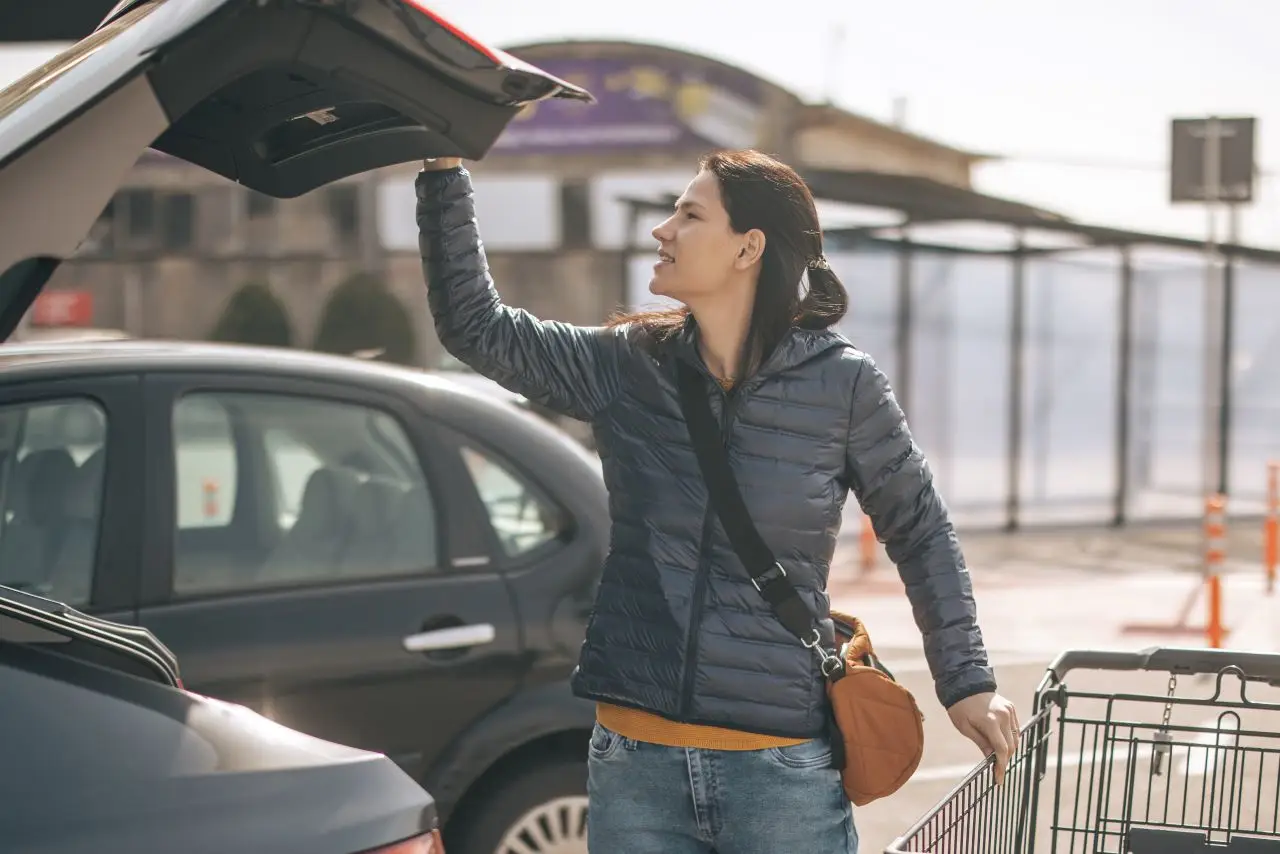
[0,0,590,339]
[1,583,442,852]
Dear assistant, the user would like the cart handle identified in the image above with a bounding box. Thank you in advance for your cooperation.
[1046,647,1280,686]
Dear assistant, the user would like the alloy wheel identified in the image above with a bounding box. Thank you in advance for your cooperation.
[492,794,589,854]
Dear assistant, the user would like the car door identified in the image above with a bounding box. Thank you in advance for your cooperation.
[0,374,144,620]
[133,371,524,778]
[0,0,591,337]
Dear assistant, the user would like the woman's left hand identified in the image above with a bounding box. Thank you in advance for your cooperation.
[946,692,1020,783]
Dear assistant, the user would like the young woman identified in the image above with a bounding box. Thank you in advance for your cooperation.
[416,149,1018,853]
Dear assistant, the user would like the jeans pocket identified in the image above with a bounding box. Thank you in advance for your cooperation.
[767,737,834,770]
[588,722,626,761]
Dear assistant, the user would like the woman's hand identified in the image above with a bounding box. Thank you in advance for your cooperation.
[947,692,1020,783]
[422,157,462,171]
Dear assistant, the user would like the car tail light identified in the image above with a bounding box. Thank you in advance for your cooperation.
[361,830,445,854]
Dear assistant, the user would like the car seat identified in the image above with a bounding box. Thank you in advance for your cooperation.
[47,448,105,605]
[260,466,359,585]
[0,449,78,595]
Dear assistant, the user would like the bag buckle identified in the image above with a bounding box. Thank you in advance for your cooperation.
[804,629,845,677]
[751,562,788,594]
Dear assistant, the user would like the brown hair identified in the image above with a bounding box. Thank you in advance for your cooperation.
[608,149,848,376]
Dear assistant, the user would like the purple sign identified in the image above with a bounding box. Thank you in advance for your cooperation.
[493,55,766,154]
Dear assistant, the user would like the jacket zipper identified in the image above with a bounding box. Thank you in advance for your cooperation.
[678,377,738,717]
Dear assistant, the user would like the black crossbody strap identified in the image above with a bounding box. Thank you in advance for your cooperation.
[675,360,820,647]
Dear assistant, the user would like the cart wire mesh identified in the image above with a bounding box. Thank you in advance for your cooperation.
[887,662,1280,853]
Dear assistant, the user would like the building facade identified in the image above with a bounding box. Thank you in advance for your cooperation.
[36,39,984,368]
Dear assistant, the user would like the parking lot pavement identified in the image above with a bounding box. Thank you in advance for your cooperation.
[831,553,1280,666]
[830,531,1280,851]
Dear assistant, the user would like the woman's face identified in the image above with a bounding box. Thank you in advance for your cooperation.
[650,170,756,304]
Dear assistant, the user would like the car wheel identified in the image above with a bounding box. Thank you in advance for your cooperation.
[449,758,588,854]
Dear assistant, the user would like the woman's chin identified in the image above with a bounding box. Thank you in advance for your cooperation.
[649,272,688,303]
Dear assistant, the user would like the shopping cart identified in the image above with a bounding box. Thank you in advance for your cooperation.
[886,647,1280,853]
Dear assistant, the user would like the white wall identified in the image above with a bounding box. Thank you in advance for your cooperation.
[377,174,560,251]
[589,168,698,250]
[380,164,808,274]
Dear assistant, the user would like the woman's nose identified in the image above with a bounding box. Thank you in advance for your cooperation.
[651,217,674,242]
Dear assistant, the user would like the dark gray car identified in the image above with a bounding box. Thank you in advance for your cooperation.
[0,583,443,853]
[0,1,591,852]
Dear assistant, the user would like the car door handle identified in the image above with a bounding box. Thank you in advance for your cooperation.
[402,623,496,653]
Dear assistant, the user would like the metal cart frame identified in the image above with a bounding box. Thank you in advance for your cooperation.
[886,647,1280,853]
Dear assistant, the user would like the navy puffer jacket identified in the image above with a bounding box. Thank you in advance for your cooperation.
[418,167,997,739]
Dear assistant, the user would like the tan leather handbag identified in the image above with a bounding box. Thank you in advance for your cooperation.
[826,609,925,805]
[677,362,925,807]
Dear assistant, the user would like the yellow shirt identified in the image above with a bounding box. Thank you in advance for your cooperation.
[595,703,807,750]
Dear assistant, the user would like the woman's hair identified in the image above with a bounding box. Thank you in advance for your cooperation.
[608,149,848,376]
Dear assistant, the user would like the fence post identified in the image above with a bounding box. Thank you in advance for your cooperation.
[1266,461,1277,596]
[1205,493,1227,649]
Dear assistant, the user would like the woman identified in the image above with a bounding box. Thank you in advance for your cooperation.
[417,149,1018,853]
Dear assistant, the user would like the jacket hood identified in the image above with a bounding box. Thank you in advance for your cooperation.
[667,314,852,383]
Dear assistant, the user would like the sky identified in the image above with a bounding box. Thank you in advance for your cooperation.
[4,0,1280,246]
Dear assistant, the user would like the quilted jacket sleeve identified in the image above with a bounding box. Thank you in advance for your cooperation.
[416,166,627,421]
[843,355,998,709]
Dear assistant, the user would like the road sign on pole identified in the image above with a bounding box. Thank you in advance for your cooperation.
[1170,116,1256,204]
[1170,116,1256,572]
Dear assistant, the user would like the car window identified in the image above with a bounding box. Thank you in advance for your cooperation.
[0,398,106,606]
[173,395,237,528]
[263,427,320,529]
[172,392,437,597]
[460,446,564,558]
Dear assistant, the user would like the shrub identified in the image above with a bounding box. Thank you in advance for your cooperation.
[312,272,416,365]
[209,282,293,347]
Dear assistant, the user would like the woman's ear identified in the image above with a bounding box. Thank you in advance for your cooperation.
[735,229,766,269]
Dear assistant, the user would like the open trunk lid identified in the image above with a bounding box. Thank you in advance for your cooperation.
[0,0,591,339]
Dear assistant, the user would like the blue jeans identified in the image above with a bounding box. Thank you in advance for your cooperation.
[587,722,858,853]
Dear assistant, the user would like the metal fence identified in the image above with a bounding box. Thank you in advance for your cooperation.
[624,239,1280,531]
[828,243,1280,529]
[620,184,1280,531]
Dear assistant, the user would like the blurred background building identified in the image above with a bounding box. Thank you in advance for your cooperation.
[16,38,1280,533]
[35,39,987,364]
